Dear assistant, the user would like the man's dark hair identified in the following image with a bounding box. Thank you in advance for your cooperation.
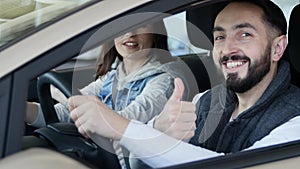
[229,0,287,35]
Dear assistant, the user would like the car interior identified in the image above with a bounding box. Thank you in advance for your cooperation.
[12,0,300,168]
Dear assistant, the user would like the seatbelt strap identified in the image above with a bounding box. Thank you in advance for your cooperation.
[111,76,131,169]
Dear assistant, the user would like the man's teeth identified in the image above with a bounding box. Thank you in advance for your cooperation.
[226,61,244,68]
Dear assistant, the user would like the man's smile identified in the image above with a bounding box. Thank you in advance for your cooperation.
[222,59,248,74]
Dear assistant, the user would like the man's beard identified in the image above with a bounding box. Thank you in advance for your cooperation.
[224,45,271,93]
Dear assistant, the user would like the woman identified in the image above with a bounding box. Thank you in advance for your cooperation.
[26,20,177,168]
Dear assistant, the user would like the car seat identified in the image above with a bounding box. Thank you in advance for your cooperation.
[184,1,227,89]
[285,4,300,87]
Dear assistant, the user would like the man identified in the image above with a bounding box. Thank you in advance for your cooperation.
[68,0,300,168]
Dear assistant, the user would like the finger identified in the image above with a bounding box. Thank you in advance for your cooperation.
[75,114,90,138]
[74,118,81,128]
[182,130,195,140]
[70,107,79,121]
[75,111,91,128]
[169,78,185,102]
[78,125,89,138]
[176,122,196,131]
[68,95,97,111]
[70,106,81,121]
[179,101,196,112]
[69,101,93,121]
[177,112,197,122]
[167,124,195,140]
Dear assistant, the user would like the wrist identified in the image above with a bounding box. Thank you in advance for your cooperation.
[153,115,164,131]
[146,116,157,128]
[116,118,130,140]
[111,114,131,140]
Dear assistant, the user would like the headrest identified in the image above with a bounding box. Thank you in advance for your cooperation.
[288,4,300,72]
[186,1,227,50]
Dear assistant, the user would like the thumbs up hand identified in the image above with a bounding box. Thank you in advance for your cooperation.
[154,78,196,140]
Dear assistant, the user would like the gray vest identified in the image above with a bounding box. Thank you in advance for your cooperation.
[190,61,300,153]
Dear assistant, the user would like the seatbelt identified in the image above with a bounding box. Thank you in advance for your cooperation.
[111,76,131,169]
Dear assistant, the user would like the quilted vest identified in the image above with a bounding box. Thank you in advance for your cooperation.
[189,61,300,153]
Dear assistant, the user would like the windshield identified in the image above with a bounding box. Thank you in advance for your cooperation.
[0,0,95,47]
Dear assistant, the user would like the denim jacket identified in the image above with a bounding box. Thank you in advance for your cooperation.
[98,70,163,112]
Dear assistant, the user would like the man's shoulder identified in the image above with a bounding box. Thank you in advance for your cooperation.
[192,90,209,104]
[192,84,225,104]
[284,84,300,98]
[278,84,300,111]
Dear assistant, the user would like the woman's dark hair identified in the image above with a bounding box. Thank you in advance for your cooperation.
[95,20,169,79]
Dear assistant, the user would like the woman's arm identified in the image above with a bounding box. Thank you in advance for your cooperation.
[121,116,300,168]
[247,116,300,150]
[120,120,222,168]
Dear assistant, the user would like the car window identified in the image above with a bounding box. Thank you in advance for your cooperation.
[164,11,210,57]
[0,0,96,48]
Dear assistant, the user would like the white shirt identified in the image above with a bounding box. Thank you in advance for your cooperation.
[119,92,300,168]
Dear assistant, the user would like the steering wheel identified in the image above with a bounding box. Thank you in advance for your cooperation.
[37,71,73,124]
[35,71,121,168]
